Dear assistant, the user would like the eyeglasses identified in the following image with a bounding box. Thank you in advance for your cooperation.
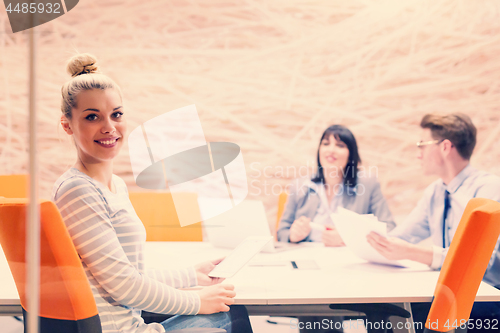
[416,139,443,148]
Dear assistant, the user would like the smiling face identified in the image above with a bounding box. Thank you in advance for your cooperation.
[62,88,126,166]
[319,134,350,176]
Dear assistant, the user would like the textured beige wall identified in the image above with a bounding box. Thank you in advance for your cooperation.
[1,0,500,229]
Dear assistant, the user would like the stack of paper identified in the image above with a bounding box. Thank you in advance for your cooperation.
[332,208,406,267]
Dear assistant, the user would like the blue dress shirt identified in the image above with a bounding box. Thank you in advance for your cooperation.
[390,165,500,287]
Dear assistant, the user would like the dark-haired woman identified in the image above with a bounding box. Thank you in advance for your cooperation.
[277,125,395,246]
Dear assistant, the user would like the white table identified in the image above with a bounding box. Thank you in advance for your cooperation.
[144,242,500,321]
[0,245,21,316]
[3,242,500,320]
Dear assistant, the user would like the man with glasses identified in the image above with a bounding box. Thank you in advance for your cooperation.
[367,113,500,332]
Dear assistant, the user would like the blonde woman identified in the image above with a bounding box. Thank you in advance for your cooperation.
[52,53,253,333]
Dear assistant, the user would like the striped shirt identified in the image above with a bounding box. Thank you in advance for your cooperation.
[52,168,200,333]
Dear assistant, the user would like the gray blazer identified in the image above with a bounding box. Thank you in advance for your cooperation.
[277,177,395,243]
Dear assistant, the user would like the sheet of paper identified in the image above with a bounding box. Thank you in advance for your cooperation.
[208,236,273,278]
[332,208,407,267]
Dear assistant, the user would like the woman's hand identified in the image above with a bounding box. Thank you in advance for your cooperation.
[322,228,345,247]
[196,284,236,314]
[289,216,311,243]
[194,258,225,286]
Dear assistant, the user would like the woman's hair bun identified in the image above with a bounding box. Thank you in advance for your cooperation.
[66,53,100,77]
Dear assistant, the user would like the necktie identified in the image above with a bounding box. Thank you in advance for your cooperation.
[442,190,451,248]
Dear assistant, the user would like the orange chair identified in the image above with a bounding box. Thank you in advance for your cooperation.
[0,174,28,198]
[0,198,102,332]
[129,192,203,242]
[275,192,288,240]
[423,198,500,333]
[330,198,500,333]
[0,198,225,333]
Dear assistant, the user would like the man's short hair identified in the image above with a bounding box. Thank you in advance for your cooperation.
[420,113,477,160]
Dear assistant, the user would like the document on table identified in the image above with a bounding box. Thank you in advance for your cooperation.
[332,208,406,267]
[208,236,273,278]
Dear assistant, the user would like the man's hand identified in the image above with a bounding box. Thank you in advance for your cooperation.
[289,216,312,243]
[322,228,345,247]
[367,232,433,265]
[195,258,225,286]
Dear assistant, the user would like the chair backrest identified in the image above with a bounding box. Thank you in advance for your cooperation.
[0,174,28,198]
[0,198,101,332]
[425,198,500,332]
[129,192,203,241]
[275,192,288,240]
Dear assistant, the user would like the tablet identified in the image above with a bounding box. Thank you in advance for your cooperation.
[208,236,273,278]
